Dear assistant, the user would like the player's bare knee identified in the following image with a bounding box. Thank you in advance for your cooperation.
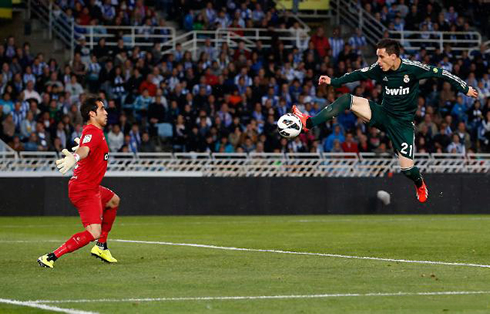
[107,194,120,208]
[90,230,101,240]
[86,224,102,239]
[351,96,371,122]
[398,155,415,169]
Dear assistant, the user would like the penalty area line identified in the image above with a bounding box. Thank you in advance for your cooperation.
[32,290,490,304]
[0,298,98,314]
[113,239,490,269]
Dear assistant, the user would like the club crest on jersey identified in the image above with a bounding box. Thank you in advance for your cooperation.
[82,135,92,144]
[385,86,410,96]
[403,75,410,83]
[104,153,109,161]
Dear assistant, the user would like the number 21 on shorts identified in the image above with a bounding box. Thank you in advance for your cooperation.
[400,142,413,158]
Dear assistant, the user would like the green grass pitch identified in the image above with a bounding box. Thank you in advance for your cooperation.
[1,215,490,313]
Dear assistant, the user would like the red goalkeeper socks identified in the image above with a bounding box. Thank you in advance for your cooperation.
[99,206,118,243]
[53,230,95,258]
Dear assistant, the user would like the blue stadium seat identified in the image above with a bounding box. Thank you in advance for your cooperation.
[157,123,173,138]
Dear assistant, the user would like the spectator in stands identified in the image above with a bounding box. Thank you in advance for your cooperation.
[139,74,157,97]
[451,95,469,123]
[0,0,487,156]
[106,124,123,152]
[24,132,39,151]
[133,89,153,121]
[348,28,367,53]
[139,132,156,152]
[324,124,345,152]
[433,123,452,152]
[23,80,41,104]
[20,110,35,139]
[55,121,67,149]
[329,27,344,61]
[2,113,14,141]
[341,132,359,154]
[65,75,84,101]
[310,27,330,59]
[8,135,23,151]
[455,122,472,151]
[129,124,141,151]
[447,133,465,154]
[34,122,51,151]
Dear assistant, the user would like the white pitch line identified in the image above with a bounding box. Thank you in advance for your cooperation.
[113,239,490,269]
[0,298,98,314]
[32,290,490,304]
[2,238,490,269]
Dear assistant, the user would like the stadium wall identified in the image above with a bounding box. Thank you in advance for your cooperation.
[1,174,489,216]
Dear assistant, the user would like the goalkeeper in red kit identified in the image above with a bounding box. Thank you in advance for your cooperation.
[38,98,120,268]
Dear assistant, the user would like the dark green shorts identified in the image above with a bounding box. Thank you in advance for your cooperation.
[368,100,415,160]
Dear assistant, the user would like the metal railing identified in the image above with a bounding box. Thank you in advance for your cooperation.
[79,25,176,50]
[330,0,384,46]
[28,0,177,59]
[161,28,311,59]
[28,0,310,61]
[469,40,490,55]
[0,152,488,177]
[391,31,481,52]
[330,0,482,51]
[160,30,255,60]
[28,0,76,58]
[0,138,15,153]
[28,0,75,52]
[275,1,311,30]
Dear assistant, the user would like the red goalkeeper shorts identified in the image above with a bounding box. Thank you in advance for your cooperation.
[68,185,115,227]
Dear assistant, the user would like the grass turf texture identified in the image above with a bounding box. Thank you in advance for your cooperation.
[1,215,490,313]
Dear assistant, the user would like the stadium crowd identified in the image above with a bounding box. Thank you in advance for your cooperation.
[360,0,490,39]
[53,0,294,42]
[1,1,490,155]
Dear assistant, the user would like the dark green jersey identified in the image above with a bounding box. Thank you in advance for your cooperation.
[330,59,470,122]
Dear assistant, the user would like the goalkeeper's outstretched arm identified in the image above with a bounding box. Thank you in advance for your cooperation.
[55,140,90,175]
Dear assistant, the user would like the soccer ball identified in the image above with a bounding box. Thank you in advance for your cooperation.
[277,113,302,139]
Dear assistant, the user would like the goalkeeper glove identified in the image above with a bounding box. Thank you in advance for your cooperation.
[56,149,80,175]
[72,137,80,152]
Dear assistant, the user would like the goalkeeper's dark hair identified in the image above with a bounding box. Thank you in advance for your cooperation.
[376,39,402,57]
[80,97,102,123]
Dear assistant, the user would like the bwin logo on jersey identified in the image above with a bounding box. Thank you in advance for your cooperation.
[385,86,410,96]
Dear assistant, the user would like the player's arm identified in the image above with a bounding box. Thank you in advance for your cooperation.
[56,133,99,175]
[319,63,380,87]
[413,62,478,98]
[55,142,90,175]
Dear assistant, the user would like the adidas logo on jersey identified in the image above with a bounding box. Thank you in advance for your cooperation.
[383,76,388,81]
[385,86,410,96]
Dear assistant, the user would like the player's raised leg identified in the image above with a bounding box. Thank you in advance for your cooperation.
[292,94,371,131]
[399,154,428,203]
[91,187,120,263]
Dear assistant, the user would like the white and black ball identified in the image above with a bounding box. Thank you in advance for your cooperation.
[277,113,302,139]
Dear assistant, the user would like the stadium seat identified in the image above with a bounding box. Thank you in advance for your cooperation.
[157,123,173,139]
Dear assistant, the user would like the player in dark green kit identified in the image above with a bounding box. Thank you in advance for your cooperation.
[292,39,478,202]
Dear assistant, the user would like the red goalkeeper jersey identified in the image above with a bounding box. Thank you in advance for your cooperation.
[70,124,109,191]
